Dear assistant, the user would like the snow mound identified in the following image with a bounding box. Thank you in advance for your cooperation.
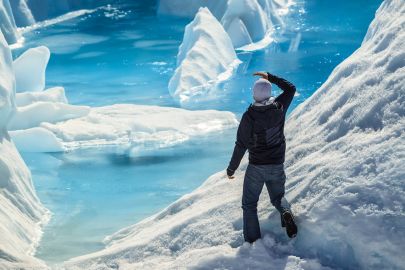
[168,7,240,106]
[0,0,20,44]
[0,30,48,269]
[8,101,90,131]
[158,0,292,49]
[8,44,91,150]
[9,127,64,152]
[13,46,50,92]
[15,86,68,107]
[26,104,238,153]
[65,1,405,269]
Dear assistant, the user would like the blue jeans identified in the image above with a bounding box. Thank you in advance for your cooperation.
[242,163,290,243]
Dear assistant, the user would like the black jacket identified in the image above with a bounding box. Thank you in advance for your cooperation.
[227,73,296,176]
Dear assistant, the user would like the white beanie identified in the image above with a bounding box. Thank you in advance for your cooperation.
[253,78,272,102]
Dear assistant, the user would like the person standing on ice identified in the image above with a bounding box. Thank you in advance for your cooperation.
[227,71,298,242]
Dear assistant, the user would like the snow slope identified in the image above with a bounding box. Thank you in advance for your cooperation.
[64,0,405,269]
[168,8,240,106]
[158,0,292,49]
[0,30,49,269]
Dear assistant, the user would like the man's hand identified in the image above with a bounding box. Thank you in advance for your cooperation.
[226,168,235,180]
[253,71,268,80]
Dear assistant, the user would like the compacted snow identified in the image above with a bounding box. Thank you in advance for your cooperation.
[168,8,240,106]
[0,31,49,269]
[64,1,405,269]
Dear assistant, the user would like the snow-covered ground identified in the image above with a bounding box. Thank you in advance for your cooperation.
[0,31,49,270]
[63,0,405,269]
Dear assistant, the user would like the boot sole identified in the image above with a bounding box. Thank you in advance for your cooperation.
[282,212,297,238]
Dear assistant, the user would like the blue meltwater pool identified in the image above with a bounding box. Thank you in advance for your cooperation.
[14,0,381,264]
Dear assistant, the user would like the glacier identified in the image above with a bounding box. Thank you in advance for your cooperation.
[0,30,49,269]
[167,0,294,107]
[158,0,292,49]
[7,43,238,153]
[168,7,241,107]
[63,0,405,269]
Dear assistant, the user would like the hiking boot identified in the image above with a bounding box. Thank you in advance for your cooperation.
[282,210,297,238]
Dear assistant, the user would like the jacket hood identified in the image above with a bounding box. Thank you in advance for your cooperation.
[248,101,282,113]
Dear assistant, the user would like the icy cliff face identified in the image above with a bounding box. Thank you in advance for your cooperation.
[0,31,48,269]
[168,7,240,106]
[0,0,20,44]
[65,1,405,269]
[158,0,292,49]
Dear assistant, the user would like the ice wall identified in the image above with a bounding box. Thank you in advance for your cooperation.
[0,31,48,269]
[158,0,291,49]
[168,7,240,106]
[65,0,405,269]
[0,0,20,44]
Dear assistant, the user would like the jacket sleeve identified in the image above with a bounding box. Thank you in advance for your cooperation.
[268,72,296,112]
[227,112,252,176]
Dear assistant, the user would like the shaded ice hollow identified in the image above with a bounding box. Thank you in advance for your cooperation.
[64,1,405,269]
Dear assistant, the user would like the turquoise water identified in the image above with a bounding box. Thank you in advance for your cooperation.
[15,0,382,264]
